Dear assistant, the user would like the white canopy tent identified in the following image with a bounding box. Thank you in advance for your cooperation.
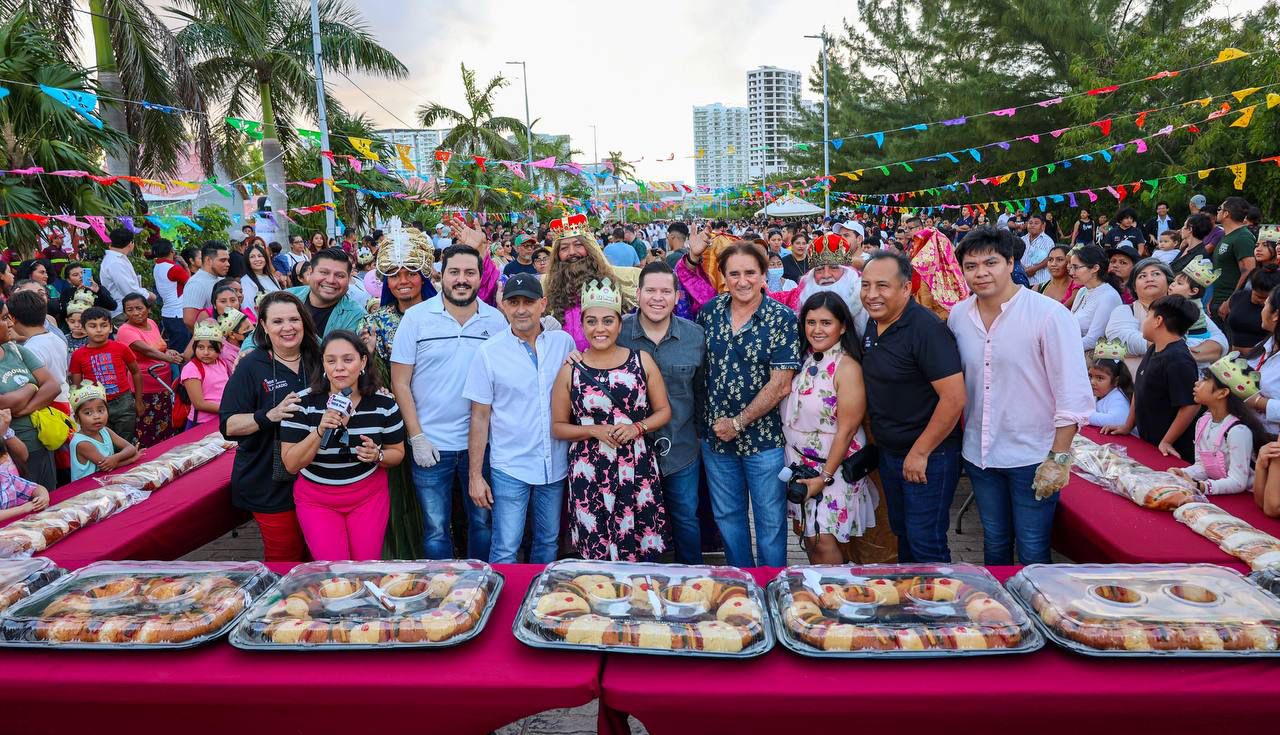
[756,195,823,218]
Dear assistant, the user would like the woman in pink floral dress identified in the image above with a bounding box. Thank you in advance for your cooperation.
[552,278,673,561]
[782,292,878,564]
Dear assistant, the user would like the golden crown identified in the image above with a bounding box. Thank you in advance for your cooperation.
[1209,351,1260,400]
[376,223,434,277]
[809,233,853,270]
[69,380,108,411]
[216,309,247,338]
[1092,338,1129,362]
[66,289,95,316]
[1181,257,1221,289]
[581,278,622,313]
[192,320,224,344]
[549,213,591,242]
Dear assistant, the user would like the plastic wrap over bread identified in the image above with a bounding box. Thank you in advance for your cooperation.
[1071,435,1203,510]
[0,485,148,559]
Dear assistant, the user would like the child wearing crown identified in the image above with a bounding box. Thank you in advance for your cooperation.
[68,381,139,482]
[1170,353,1272,495]
[181,321,232,427]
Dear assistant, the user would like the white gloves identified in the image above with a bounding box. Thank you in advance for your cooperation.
[409,433,440,468]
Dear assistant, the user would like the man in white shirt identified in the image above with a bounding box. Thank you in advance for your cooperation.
[948,228,1094,565]
[1020,213,1056,287]
[100,228,155,317]
[391,237,508,560]
[463,273,575,563]
[181,242,231,329]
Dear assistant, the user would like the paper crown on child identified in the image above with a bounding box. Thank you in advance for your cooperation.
[69,381,108,411]
[192,320,225,344]
[65,289,95,316]
[581,278,622,313]
[1182,257,1222,289]
[1208,351,1260,400]
[215,309,246,338]
[356,246,375,266]
[549,213,591,242]
[1092,338,1128,362]
[809,233,854,270]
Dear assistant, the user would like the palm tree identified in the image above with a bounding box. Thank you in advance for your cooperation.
[171,0,407,216]
[512,123,582,196]
[1,0,205,179]
[418,63,525,211]
[0,13,134,254]
[605,150,636,220]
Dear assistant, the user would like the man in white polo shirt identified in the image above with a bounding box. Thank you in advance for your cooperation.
[391,240,508,560]
[463,273,575,563]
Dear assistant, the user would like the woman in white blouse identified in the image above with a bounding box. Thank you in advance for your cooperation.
[1245,289,1280,434]
[1069,245,1122,351]
[1104,258,1227,373]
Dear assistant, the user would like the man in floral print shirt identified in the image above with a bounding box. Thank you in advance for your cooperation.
[697,241,800,567]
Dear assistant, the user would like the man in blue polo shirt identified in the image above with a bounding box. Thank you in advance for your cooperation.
[391,240,508,560]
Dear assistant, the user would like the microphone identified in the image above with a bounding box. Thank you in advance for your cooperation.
[321,387,354,448]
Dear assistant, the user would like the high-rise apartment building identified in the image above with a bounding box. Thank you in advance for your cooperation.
[747,66,802,179]
[692,103,749,190]
[375,128,452,178]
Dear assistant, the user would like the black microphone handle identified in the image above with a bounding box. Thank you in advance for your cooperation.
[320,387,354,447]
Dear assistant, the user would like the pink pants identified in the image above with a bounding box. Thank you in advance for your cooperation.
[293,469,389,561]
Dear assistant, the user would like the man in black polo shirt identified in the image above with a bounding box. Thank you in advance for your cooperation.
[859,251,967,563]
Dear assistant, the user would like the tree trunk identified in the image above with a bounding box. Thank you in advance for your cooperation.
[259,81,289,216]
[90,0,129,176]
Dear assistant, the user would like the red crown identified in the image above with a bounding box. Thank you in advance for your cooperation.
[809,233,852,269]
[549,213,590,240]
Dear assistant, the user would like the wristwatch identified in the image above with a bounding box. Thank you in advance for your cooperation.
[376,448,385,464]
[1048,451,1071,465]
[822,471,836,486]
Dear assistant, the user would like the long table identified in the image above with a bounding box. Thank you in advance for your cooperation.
[1052,427,1280,564]
[0,422,246,570]
[0,563,602,735]
[598,565,1280,735]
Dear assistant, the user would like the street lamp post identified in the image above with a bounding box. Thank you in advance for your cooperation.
[589,124,599,201]
[506,61,535,194]
[805,28,831,219]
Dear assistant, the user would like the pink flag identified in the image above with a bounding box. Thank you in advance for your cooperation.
[502,161,525,179]
[1134,139,1148,154]
[1155,125,1174,136]
[84,216,110,243]
[52,214,89,229]
[1050,128,1069,138]
[48,170,89,178]
[991,108,1017,117]
[1083,189,1098,203]
[531,156,557,169]
[1036,97,1063,108]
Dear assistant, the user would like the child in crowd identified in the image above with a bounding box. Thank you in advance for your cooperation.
[0,408,48,522]
[1102,295,1201,460]
[1171,353,1270,496]
[68,381,139,482]
[766,252,798,292]
[1087,340,1133,427]
[63,290,94,356]
[1153,229,1182,265]
[68,307,142,443]
[180,321,230,427]
[212,309,253,367]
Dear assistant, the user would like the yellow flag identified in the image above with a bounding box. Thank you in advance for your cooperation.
[1230,105,1257,128]
[348,136,380,161]
[997,173,1013,185]
[839,172,860,181]
[1016,170,1026,187]
[1214,48,1249,64]
[695,148,705,159]
[1198,169,1212,180]
[1230,163,1247,190]
[323,178,340,194]
[1232,87,1261,102]
[396,143,415,171]
[167,180,200,191]
[726,144,736,155]
[1267,93,1280,110]
[1198,97,1212,107]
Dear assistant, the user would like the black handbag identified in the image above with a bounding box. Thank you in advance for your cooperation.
[840,444,880,484]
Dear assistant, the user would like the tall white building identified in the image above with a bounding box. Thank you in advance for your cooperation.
[375,128,452,178]
[692,104,749,190]
[747,66,802,179]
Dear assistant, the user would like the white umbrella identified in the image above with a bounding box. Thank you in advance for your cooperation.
[755,195,823,218]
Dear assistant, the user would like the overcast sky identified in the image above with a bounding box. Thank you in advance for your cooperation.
[79,0,1267,184]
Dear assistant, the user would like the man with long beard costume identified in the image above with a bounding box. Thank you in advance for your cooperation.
[771,233,868,335]
[542,214,638,350]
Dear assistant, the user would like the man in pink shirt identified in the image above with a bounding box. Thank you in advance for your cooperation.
[948,227,1094,565]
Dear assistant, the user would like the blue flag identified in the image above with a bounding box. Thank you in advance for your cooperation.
[40,84,103,128]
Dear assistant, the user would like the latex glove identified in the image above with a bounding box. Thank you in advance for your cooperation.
[409,433,440,468]
[1031,457,1070,500]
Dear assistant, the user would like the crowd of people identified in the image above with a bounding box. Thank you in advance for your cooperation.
[1,191,1278,568]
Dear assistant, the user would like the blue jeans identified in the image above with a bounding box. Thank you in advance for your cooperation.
[410,449,492,560]
[489,468,563,564]
[663,457,704,564]
[700,443,786,567]
[964,460,1058,565]
[878,445,961,563]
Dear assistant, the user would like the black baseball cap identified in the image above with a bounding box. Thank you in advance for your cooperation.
[503,272,543,300]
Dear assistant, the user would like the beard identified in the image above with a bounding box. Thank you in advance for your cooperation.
[443,282,477,308]
[549,256,606,318]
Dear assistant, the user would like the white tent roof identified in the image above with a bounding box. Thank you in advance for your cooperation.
[755,195,822,218]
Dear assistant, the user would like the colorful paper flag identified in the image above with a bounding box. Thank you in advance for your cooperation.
[396,144,415,171]
[1230,163,1247,190]
[348,137,379,161]
[1230,105,1257,128]
[40,84,103,128]
[1214,48,1249,63]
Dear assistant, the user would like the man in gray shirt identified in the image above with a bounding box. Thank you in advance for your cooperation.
[182,241,231,330]
[618,261,706,563]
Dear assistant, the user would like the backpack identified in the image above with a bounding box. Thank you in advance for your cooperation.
[170,361,206,429]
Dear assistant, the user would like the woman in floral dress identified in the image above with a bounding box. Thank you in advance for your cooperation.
[782,291,877,564]
[552,278,673,561]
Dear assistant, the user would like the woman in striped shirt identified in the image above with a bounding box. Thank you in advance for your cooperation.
[281,330,406,560]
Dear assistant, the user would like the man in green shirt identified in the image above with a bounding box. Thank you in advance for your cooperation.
[1212,196,1257,320]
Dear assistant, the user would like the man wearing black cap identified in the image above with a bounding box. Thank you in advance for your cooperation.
[462,272,576,564]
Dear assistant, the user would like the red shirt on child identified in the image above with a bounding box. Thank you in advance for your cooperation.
[69,342,138,398]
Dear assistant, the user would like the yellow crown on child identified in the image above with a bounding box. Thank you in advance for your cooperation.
[66,289,95,316]
[215,309,246,338]
[193,320,225,344]
[1209,351,1260,400]
[581,278,622,313]
[1092,338,1128,362]
[69,381,108,411]
[1181,257,1221,289]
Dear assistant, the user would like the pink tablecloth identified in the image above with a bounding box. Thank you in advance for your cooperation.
[599,566,1280,735]
[0,564,601,735]
[0,422,246,570]
[1053,427,1280,564]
